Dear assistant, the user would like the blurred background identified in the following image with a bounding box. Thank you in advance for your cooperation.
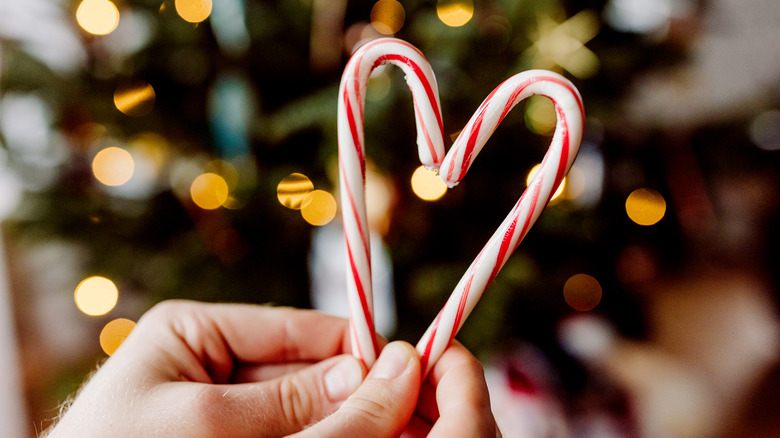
[2,0,780,436]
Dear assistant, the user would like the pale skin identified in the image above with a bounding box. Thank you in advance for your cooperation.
[44,300,500,437]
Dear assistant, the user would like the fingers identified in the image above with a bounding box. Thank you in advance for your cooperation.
[152,354,366,438]
[123,300,354,383]
[425,341,499,438]
[295,341,422,438]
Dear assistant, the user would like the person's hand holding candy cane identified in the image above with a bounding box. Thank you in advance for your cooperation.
[43,301,499,437]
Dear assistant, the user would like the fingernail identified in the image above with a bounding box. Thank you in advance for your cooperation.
[372,342,415,380]
[324,356,364,402]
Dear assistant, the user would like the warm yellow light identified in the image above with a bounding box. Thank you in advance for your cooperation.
[74,276,119,316]
[411,166,447,201]
[76,0,120,36]
[175,0,212,23]
[371,0,405,35]
[525,96,557,135]
[92,147,135,187]
[191,173,229,210]
[437,0,474,27]
[563,273,602,311]
[100,318,136,356]
[114,81,155,116]
[277,173,314,210]
[626,188,666,225]
[301,190,337,226]
[526,164,565,201]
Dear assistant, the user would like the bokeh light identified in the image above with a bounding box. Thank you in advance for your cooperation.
[626,188,666,225]
[76,0,120,36]
[370,0,405,35]
[301,190,337,226]
[114,80,155,116]
[604,0,672,35]
[526,164,565,201]
[437,0,474,27]
[277,173,315,210]
[74,276,119,316]
[563,273,602,311]
[411,166,448,201]
[525,96,557,135]
[99,318,136,356]
[92,147,135,187]
[749,109,780,151]
[191,173,229,210]
[175,0,212,23]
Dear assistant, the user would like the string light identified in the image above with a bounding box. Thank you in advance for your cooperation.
[76,0,120,36]
[74,276,119,316]
[277,173,314,210]
[92,147,135,187]
[190,173,229,210]
[301,190,337,226]
[175,0,213,23]
[114,80,155,116]
[370,0,405,35]
[436,0,474,27]
[625,188,666,225]
[563,273,602,311]
[411,166,447,201]
[100,318,136,356]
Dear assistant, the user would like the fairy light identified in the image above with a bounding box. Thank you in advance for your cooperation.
[411,166,447,201]
[114,81,155,116]
[190,173,229,210]
[301,190,337,226]
[74,276,119,316]
[370,0,405,35]
[625,188,666,225]
[100,318,136,356]
[92,147,135,187]
[563,273,602,311]
[436,0,474,27]
[175,0,212,23]
[277,173,314,210]
[76,0,120,36]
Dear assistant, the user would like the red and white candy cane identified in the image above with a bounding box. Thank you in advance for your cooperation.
[416,71,584,375]
[338,38,446,366]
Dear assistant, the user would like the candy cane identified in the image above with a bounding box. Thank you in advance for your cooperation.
[417,70,584,375]
[338,38,446,366]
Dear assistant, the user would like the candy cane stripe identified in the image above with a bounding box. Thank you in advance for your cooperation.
[338,39,583,374]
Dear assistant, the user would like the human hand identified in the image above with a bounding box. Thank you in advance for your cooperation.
[45,300,499,437]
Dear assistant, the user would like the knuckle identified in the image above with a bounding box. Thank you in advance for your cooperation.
[277,375,315,428]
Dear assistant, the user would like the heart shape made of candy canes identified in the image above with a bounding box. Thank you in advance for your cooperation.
[338,38,584,375]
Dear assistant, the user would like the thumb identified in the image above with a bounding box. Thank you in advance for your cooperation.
[295,341,422,438]
[216,354,366,437]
